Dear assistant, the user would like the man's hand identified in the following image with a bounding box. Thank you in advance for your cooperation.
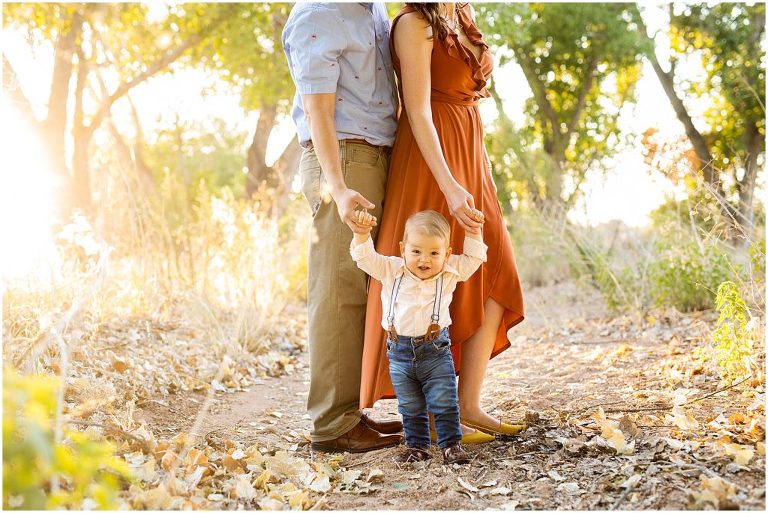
[333,187,376,233]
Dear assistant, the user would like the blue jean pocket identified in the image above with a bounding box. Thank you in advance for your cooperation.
[431,335,451,351]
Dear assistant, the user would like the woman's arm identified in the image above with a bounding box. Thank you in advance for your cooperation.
[394,13,482,232]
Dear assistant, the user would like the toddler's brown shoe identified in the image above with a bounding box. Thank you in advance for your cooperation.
[442,442,470,464]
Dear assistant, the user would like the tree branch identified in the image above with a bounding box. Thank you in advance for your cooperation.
[84,8,235,141]
[516,49,560,144]
[564,54,599,139]
[633,4,723,197]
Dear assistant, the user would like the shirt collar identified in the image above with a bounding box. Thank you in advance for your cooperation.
[398,260,460,282]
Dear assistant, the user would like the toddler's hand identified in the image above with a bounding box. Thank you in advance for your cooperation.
[351,208,377,235]
[467,208,484,237]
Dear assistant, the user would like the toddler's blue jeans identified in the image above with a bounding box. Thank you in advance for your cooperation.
[386,328,462,449]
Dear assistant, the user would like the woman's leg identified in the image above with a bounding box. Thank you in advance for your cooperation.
[458,297,505,426]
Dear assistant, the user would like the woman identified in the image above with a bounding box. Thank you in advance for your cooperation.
[359,2,526,442]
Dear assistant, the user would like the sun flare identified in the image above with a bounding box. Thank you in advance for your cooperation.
[0,97,59,283]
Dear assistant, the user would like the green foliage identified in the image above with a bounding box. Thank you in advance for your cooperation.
[648,241,735,312]
[478,3,648,205]
[712,281,757,384]
[3,370,130,510]
[560,222,655,312]
[749,239,766,284]
[192,2,295,112]
[143,117,249,198]
[671,3,766,174]
[592,259,647,313]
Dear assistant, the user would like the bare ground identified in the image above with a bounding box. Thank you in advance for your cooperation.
[131,282,766,510]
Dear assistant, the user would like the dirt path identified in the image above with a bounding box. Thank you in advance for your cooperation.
[134,283,765,510]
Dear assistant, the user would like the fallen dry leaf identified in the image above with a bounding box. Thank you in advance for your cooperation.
[689,476,739,509]
[593,408,635,454]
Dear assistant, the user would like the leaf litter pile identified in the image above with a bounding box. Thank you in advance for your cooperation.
[8,284,766,510]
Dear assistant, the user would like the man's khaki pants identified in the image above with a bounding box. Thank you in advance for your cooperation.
[299,140,388,442]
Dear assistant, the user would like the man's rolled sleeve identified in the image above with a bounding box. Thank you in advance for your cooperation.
[284,8,346,95]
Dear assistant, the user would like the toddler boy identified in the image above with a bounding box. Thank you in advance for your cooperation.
[350,209,486,464]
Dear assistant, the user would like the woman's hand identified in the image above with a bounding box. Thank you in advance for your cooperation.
[443,182,483,232]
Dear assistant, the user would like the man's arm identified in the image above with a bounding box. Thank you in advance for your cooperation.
[283,6,374,233]
[302,93,375,233]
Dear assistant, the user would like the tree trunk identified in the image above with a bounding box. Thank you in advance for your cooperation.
[633,6,731,219]
[71,130,92,212]
[71,47,91,213]
[543,153,566,214]
[44,9,82,188]
[245,103,277,199]
[272,138,302,216]
[736,120,763,237]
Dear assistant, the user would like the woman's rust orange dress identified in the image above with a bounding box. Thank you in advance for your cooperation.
[359,4,524,408]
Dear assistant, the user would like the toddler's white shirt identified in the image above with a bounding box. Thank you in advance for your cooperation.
[350,236,487,337]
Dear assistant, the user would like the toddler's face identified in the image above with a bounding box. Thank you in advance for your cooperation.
[400,231,451,280]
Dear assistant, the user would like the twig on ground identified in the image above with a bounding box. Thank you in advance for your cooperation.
[574,378,751,417]
[569,338,641,345]
[572,400,627,415]
[685,376,751,405]
[473,466,488,484]
[346,456,380,468]
[603,404,672,414]
[309,492,328,510]
[611,478,641,510]
[654,461,747,493]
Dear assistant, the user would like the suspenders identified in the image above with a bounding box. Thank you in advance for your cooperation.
[386,272,444,342]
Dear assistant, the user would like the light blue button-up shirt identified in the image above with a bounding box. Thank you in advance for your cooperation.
[282,2,397,148]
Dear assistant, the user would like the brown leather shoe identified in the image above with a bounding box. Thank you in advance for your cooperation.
[311,421,403,453]
[443,442,471,464]
[360,413,403,435]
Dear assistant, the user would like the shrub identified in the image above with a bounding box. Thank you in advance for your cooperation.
[712,281,759,384]
[648,241,734,312]
[3,369,130,510]
[508,210,573,288]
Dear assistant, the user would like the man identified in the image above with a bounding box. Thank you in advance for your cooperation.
[282,2,402,453]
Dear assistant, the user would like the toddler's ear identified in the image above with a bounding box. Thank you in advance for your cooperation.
[399,241,405,256]
[446,247,452,259]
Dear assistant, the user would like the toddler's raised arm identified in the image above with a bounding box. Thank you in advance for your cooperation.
[453,234,488,282]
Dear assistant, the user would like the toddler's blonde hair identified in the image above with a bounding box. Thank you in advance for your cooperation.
[403,210,450,243]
